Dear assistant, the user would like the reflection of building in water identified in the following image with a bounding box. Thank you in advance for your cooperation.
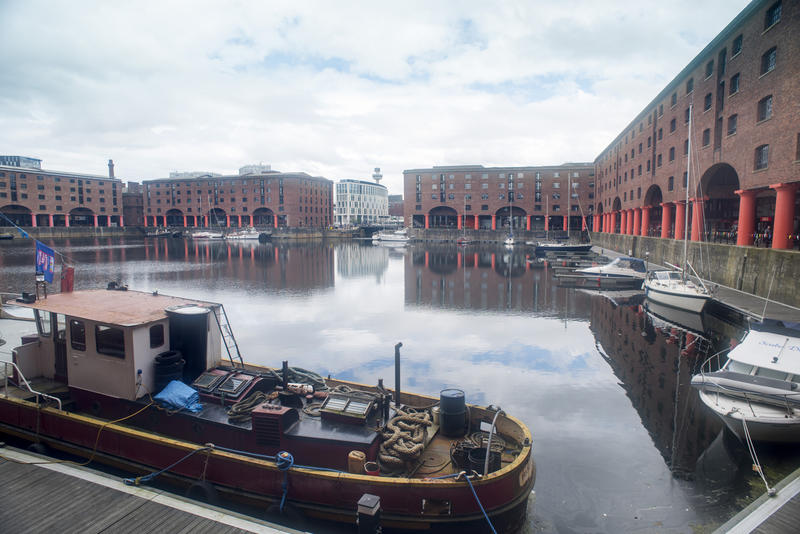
[403,246,592,318]
[336,242,389,279]
[589,292,740,476]
[142,240,334,292]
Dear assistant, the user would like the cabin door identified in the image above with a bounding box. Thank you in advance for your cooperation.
[54,314,68,383]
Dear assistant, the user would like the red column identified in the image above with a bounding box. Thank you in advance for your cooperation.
[457,215,462,230]
[474,216,479,230]
[183,215,187,227]
[632,208,641,236]
[491,215,496,230]
[48,214,53,227]
[65,215,70,227]
[94,215,99,227]
[544,216,549,231]
[690,198,705,241]
[627,209,635,235]
[641,207,650,236]
[618,210,625,234]
[562,214,567,231]
[593,213,599,232]
[582,216,587,231]
[527,216,531,231]
[674,201,686,241]
[274,216,278,229]
[425,214,430,229]
[226,215,231,227]
[31,215,37,228]
[611,211,618,233]
[660,203,672,238]
[770,183,799,250]
[119,216,125,228]
[735,189,758,246]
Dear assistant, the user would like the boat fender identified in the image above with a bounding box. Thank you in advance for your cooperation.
[185,480,220,505]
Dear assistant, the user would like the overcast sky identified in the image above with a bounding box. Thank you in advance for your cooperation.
[1,0,751,194]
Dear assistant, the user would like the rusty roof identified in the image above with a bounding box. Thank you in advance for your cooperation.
[14,289,215,327]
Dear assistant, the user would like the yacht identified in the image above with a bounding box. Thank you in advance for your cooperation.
[644,270,710,313]
[372,228,410,243]
[692,319,800,442]
[572,256,646,289]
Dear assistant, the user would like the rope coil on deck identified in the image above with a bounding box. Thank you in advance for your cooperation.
[378,407,432,471]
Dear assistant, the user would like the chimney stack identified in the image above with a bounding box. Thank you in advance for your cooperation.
[108,159,115,178]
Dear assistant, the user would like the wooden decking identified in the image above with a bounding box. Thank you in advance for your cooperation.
[715,467,800,534]
[0,446,303,534]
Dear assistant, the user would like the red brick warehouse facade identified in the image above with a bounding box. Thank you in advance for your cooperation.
[141,171,334,229]
[594,0,800,249]
[0,159,124,227]
[403,163,596,233]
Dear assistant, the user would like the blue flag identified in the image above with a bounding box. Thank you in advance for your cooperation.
[35,241,56,283]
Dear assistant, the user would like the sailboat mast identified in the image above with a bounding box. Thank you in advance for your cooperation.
[567,173,571,241]
[683,104,692,283]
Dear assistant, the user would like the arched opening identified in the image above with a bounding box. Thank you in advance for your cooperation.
[495,206,527,230]
[0,205,33,226]
[207,208,227,227]
[428,206,457,228]
[69,207,95,227]
[697,163,740,243]
[643,186,663,237]
[595,203,604,232]
[252,208,275,227]
[166,209,184,227]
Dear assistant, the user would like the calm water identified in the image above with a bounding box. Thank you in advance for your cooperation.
[1,237,798,533]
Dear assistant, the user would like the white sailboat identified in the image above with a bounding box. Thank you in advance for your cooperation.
[644,103,711,313]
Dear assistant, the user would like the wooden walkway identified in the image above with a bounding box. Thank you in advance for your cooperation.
[0,446,303,534]
[715,467,800,533]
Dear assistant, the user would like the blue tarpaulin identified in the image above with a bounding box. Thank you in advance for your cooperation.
[153,380,203,413]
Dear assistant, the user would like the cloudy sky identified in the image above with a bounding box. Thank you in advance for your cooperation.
[1,0,750,194]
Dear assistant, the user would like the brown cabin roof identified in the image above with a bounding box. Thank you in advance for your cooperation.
[15,289,214,327]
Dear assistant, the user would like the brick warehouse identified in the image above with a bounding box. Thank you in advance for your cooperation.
[0,158,124,227]
[141,171,333,229]
[594,0,800,249]
[403,163,596,232]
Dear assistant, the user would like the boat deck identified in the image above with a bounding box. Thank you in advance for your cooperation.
[0,446,302,534]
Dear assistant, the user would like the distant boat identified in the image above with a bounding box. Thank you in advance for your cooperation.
[191,231,224,239]
[503,235,515,247]
[372,228,410,243]
[557,256,646,289]
[456,236,472,246]
[226,228,262,240]
[533,242,592,254]
[692,319,800,442]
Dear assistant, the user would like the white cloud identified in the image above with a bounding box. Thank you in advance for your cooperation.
[0,0,750,192]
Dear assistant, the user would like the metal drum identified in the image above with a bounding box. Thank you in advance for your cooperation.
[440,388,466,437]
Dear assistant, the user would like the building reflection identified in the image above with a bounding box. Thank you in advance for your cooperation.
[336,242,389,280]
[589,291,746,477]
[403,244,592,318]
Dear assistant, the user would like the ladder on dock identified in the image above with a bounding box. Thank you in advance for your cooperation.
[212,305,244,367]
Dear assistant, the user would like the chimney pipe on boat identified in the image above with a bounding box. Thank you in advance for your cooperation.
[394,342,403,407]
[282,360,289,388]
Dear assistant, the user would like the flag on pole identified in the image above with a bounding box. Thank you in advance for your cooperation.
[35,241,56,283]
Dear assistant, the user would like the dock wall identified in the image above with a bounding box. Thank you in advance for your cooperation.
[590,232,800,308]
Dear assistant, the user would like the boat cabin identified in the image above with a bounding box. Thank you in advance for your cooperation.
[13,289,223,401]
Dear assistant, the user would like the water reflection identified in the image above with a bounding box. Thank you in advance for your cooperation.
[0,237,796,533]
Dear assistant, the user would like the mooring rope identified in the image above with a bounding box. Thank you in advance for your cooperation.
[424,471,497,533]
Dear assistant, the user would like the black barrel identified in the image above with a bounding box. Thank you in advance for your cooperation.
[439,388,466,437]
[468,447,501,475]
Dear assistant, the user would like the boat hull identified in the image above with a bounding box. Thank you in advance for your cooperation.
[644,282,709,313]
[696,390,800,443]
[534,243,592,254]
[0,389,534,529]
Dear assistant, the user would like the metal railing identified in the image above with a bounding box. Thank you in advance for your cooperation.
[2,360,63,411]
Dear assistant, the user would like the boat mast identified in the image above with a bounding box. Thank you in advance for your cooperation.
[567,173,571,241]
[683,104,692,283]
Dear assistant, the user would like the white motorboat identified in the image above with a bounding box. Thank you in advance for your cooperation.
[191,231,224,239]
[226,228,262,240]
[692,320,800,443]
[573,256,647,289]
[503,235,515,247]
[372,228,410,243]
[644,270,710,313]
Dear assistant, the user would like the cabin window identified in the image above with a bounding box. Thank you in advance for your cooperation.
[727,360,753,374]
[96,325,125,358]
[755,367,787,381]
[70,320,86,351]
[150,325,165,348]
[36,310,52,338]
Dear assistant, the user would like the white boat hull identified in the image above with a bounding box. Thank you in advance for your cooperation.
[697,390,800,443]
[644,280,709,313]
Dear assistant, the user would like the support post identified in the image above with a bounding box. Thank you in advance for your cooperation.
[735,189,758,246]
[394,342,403,407]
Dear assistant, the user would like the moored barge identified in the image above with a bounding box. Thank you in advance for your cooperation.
[0,288,534,530]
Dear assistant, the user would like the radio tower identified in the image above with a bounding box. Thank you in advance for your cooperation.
[372,167,382,184]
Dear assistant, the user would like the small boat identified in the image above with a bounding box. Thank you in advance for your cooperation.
[145,229,171,238]
[533,242,592,254]
[456,237,472,246]
[503,235,515,247]
[559,256,646,289]
[692,319,800,443]
[0,288,534,530]
[0,233,14,240]
[644,270,710,313]
[226,228,262,240]
[372,228,410,243]
[191,230,225,239]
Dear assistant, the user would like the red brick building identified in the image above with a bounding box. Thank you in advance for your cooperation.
[403,163,596,232]
[594,0,800,249]
[141,171,333,229]
[0,159,124,227]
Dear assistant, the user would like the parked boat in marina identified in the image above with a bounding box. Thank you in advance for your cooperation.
[191,230,225,239]
[0,288,534,530]
[556,256,646,289]
[692,319,800,443]
[225,228,262,240]
[372,228,411,244]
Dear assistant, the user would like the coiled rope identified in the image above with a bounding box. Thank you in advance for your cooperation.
[378,407,432,472]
